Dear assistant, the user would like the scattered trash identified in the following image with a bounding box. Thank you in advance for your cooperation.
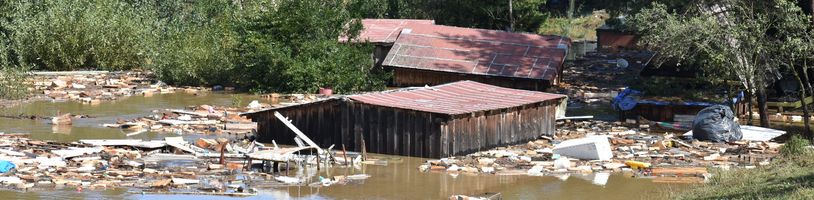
[684,125,785,142]
[0,161,15,173]
[691,105,742,142]
[419,119,779,183]
[553,136,613,160]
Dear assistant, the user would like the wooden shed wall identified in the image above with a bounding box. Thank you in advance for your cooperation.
[442,101,558,156]
[248,99,343,148]
[342,102,445,158]
[392,68,555,91]
[248,98,562,158]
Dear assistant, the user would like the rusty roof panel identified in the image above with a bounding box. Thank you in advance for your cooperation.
[348,81,565,115]
[341,19,435,43]
[384,24,570,81]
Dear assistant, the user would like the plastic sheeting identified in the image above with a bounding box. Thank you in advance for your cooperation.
[0,160,15,173]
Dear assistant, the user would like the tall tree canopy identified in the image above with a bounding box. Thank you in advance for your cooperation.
[631,0,813,129]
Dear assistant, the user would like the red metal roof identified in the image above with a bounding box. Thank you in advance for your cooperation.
[348,81,565,115]
[341,19,435,43]
[384,24,570,81]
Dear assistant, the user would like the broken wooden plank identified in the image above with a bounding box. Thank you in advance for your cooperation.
[223,123,257,130]
[651,176,705,184]
[158,119,219,126]
[651,167,708,176]
[274,111,323,153]
[80,139,167,149]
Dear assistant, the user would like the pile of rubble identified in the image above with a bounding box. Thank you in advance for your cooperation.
[555,51,653,104]
[101,93,333,136]
[101,104,264,135]
[419,120,782,184]
[30,71,208,104]
[0,131,365,195]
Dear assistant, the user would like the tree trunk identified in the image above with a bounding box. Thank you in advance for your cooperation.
[803,60,814,140]
[746,92,754,125]
[757,88,770,128]
[794,71,811,139]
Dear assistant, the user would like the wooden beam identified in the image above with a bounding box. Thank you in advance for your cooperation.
[274,111,323,154]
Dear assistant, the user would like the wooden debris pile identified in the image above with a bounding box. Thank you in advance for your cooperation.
[419,120,782,184]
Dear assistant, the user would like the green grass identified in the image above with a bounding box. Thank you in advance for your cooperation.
[672,137,814,200]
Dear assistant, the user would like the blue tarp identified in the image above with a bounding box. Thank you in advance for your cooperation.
[0,160,15,173]
[612,88,744,111]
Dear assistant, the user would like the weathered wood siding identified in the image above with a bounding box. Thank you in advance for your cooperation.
[247,99,343,148]
[247,98,561,158]
[442,101,557,156]
[392,68,555,91]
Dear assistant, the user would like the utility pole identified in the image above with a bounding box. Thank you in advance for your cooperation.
[509,0,514,32]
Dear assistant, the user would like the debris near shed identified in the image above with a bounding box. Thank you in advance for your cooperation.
[556,51,653,104]
[30,71,209,105]
[0,132,345,195]
[419,120,782,184]
[101,104,259,135]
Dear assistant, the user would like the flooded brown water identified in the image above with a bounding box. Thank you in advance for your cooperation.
[0,93,688,199]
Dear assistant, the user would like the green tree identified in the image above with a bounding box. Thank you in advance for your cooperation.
[234,0,387,93]
[631,0,805,128]
[774,0,814,139]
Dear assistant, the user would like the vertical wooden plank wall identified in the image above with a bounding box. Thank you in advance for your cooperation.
[442,100,559,157]
[249,98,562,158]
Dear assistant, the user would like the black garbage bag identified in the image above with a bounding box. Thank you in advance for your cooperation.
[692,105,742,142]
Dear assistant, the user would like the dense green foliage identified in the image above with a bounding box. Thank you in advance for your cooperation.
[348,0,549,32]
[5,1,157,70]
[0,0,389,94]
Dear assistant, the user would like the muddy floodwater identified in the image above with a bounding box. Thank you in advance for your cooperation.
[0,93,687,199]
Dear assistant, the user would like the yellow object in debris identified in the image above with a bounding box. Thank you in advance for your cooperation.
[625,160,651,170]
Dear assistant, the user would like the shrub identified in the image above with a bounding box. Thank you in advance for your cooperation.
[0,66,30,100]
[7,0,157,71]
[781,134,811,158]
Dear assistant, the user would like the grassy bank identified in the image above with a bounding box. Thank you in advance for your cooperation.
[673,136,814,199]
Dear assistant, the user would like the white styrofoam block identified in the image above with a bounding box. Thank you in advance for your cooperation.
[553,136,613,161]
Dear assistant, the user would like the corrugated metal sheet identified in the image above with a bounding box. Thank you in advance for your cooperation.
[348,80,565,115]
[340,19,435,43]
[384,24,571,81]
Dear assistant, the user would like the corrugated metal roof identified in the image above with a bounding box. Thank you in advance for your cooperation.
[340,19,435,43]
[348,80,565,115]
[384,24,571,81]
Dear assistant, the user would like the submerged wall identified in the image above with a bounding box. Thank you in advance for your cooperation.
[246,98,562,158]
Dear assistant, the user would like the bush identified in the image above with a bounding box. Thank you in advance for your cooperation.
[5,1,157,71]
[0,66,29,100]
[150,0,239,87]
[781,134,811,158]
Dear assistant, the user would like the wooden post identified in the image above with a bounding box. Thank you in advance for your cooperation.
[244,157,251,171]
[342,144,349,166]
[219,142,227,165]
[316,149,321,171]
[361,138,367,161]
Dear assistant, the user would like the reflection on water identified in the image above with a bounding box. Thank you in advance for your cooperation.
[0,93,687,199]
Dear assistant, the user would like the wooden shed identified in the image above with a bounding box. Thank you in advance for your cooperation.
[383,24,571,91]
[243,81,567,158]
[339,19,436,71]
